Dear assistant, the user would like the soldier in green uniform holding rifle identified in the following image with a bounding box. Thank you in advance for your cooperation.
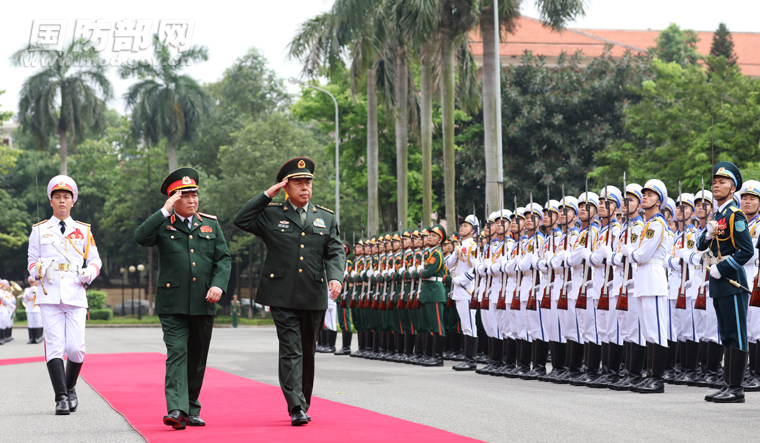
[230,295,241,328]
[135,167,232,430]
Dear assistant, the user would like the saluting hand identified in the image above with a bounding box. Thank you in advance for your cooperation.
[266,179,289,198]
[163,191,183,213]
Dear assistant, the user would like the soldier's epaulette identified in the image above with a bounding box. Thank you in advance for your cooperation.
[268,202,283,207]
[33,219,48,227]
[197,212,217,220]
[75,221,91,227]
[315,204,334,214]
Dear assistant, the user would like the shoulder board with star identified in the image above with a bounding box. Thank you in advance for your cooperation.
[197,212,217,220]
[75,221,91,227]
[315,204,334,214]
[33,219,48,227]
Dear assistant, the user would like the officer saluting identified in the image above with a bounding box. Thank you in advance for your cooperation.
[234,157,345,426]
[27,175,102,415]
[135,167,232,429]
[697,161,754,403]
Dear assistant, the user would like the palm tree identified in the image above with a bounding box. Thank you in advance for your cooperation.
[288,0,385,235]
[480,0,585,211]
[10,39,113,175]
[118,34,214,171]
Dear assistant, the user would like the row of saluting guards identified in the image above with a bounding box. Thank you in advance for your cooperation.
[325,162,759,404]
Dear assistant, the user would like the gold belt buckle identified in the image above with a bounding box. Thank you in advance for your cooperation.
[58,263,70,271]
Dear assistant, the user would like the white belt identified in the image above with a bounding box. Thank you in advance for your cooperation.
[643,258,664,266]
[53,263,81,273]
[424,277,443,282]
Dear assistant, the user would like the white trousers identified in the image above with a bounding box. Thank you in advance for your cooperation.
[636,296,670,346]
[616,295,642,345]
[541,299,563,343]
[559,302,581,343]
[526,303,548,342]
[40,302,86,363]
[693,296,721,343]
[481,304,499,338]
[576,299,600,345]
[597,297,621,345]
[748,305,760,343]
[495,308,510,340]
[456,300,478,337]
[508,301,528,341]
[675,297,696,342]
[27,311,43,328]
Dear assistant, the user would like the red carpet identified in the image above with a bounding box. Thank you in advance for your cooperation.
[74,353,481,442]
[0,356,46,366]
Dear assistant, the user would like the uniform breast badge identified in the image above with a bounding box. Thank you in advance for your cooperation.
[313,218,326,228]
[166,225,178,231]
[200,226,213,233]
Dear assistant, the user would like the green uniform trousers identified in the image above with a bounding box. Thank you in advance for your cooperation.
[270,307,324,414]
[337,306,352,332]
[232,312,239,328]
[421,302,446,335]
[159,314,214,415]
[714,293,749,351]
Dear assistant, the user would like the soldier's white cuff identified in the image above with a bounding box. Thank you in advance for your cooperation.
[161,207,171,218]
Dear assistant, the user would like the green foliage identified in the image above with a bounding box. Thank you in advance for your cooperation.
[16,311,26,322]
[650,23,702,66]
[0,90,13,123]
[709,23,738,72]
[86,290,108,309]
[592,58,760,193]
[88,309,114,321]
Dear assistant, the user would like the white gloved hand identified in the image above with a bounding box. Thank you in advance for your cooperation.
[625,279,635,290]
[477,263,488,277]
[77,266,97,285]
[710,266,722,280]
[399,265,406,274]
[490,262,501,274]
[529,253,539,268]
[620,244,633,258]
[544,251,555,263]
[705,220,717,240]
[581,248,592,261]
[600,245,612,261]
[453,275,467,287]
[518,255,533,272]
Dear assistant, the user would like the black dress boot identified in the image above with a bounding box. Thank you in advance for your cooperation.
[674,340,700,385]
[690,341,709,385]
[497,338,516,376]
[453,335,478,371]
[630,342,655,392]
[401,332,415,363]
[476,334,489,363]
[335,330,352,355]
[713,346,749,403]
[421,334,442,366]
[662,340,679,383]
[744,341,760,392]
[554,340,581,384]
[442,334,453,360]
[325,330,337,354]
[572,343,602,386]
[454,332,466,360]
[540,341,566,382]
[589,342,623,388]
[36,328,45,344]
[510,338,533,378]
[488,339,505,375]
[698,341,724,387]
[522,340,549,380]
[316,329,327,353]
[611,343,646,391]
[352,330,365,357]
[66,360,83,412]
[476,337,495,374]
[637,343,668,393]
[367,331,380,359]
[705,346,730,402]
[27,328,35,344]
[504,339,524,378]
[46,358,70,415]
[409,334,425,364]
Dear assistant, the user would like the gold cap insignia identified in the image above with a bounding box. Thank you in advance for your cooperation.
[298,160,306,168]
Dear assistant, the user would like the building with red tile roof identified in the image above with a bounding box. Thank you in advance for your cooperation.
[469,16,760,76]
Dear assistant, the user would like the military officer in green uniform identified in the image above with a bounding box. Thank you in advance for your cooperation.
[233,157,345,426]
[134,167,232,430]
[419,224,448,366]
[230,295,241,328]
[697,161,754,403]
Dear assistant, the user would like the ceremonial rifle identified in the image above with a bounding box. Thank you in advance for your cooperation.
[576,178,592,310]
[406,236,418,309]
[616,173,631,311]
[386,237,397,311]
[527,193,539,311]
[541,185,554,309]
[695,177,708,310]
[599,177,614,311]
[558,184,570,310]
[397,233,408,310]
[481,203,492,310]
[496,190,509,310]
[676,181,690,309]
[348,233,358,309]
[469,223,481,310]
[372,247,385,310]
[510,195,522,310]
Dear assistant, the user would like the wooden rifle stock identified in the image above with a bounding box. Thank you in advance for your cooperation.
[616,228,630,312]
[481,244,492,310]
[695,266,708,310]
[750,270,760,308]
[675,234,689,310]
[526,270,539,311]
[598,227,614,311]
[339,280,348,308]
[576,228,591,310]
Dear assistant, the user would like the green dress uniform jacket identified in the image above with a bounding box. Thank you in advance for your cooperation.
[420,246,446,303]
[135,210,232,315]
[233,192,345,310]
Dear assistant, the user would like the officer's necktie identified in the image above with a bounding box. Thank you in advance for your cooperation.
[59,220,66,235]
[297,207,306,225]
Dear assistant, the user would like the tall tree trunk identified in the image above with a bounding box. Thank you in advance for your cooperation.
[420,46,433,227]
[367,68,380,236]
[441,39,456,228]
[481,6,500,213]
[58,128,68,175]
[167,133,177,171]
[395,46,409,231]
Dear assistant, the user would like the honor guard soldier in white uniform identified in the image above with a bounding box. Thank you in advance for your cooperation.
[23,276,44,344]
[740,180,760,391]
[27,175,102,414]
[0,281,16,343]
[619,179,670,394]
[449,215,482,371]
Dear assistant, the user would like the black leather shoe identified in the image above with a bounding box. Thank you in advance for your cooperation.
[187,415,205,426]
[163,410,188,430]
[291,408,309,426]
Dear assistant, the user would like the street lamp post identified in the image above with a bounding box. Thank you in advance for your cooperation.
[137,264,145,320]
[120,267,127,316]
[129,265,136,315]
[289,77,340,225]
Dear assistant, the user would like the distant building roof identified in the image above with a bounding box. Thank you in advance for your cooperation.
[469,16,760,76]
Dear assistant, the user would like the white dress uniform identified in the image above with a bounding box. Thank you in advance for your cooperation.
[519,229,546,342]
[566,221,600,344]
[504,234,529,341]
[662,226,677,343]
[745,214,760,343]
[477,238,500,338]
[23,286,43,328]
[546,225,577,344]
[588,219,622,345]
[667,223,697,342]
[447,236,480,337]
[686,225,721,344]
[626,213,669,346]
[610,215,645,345]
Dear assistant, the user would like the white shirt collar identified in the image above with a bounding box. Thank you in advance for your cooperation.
[717,199,732,212]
